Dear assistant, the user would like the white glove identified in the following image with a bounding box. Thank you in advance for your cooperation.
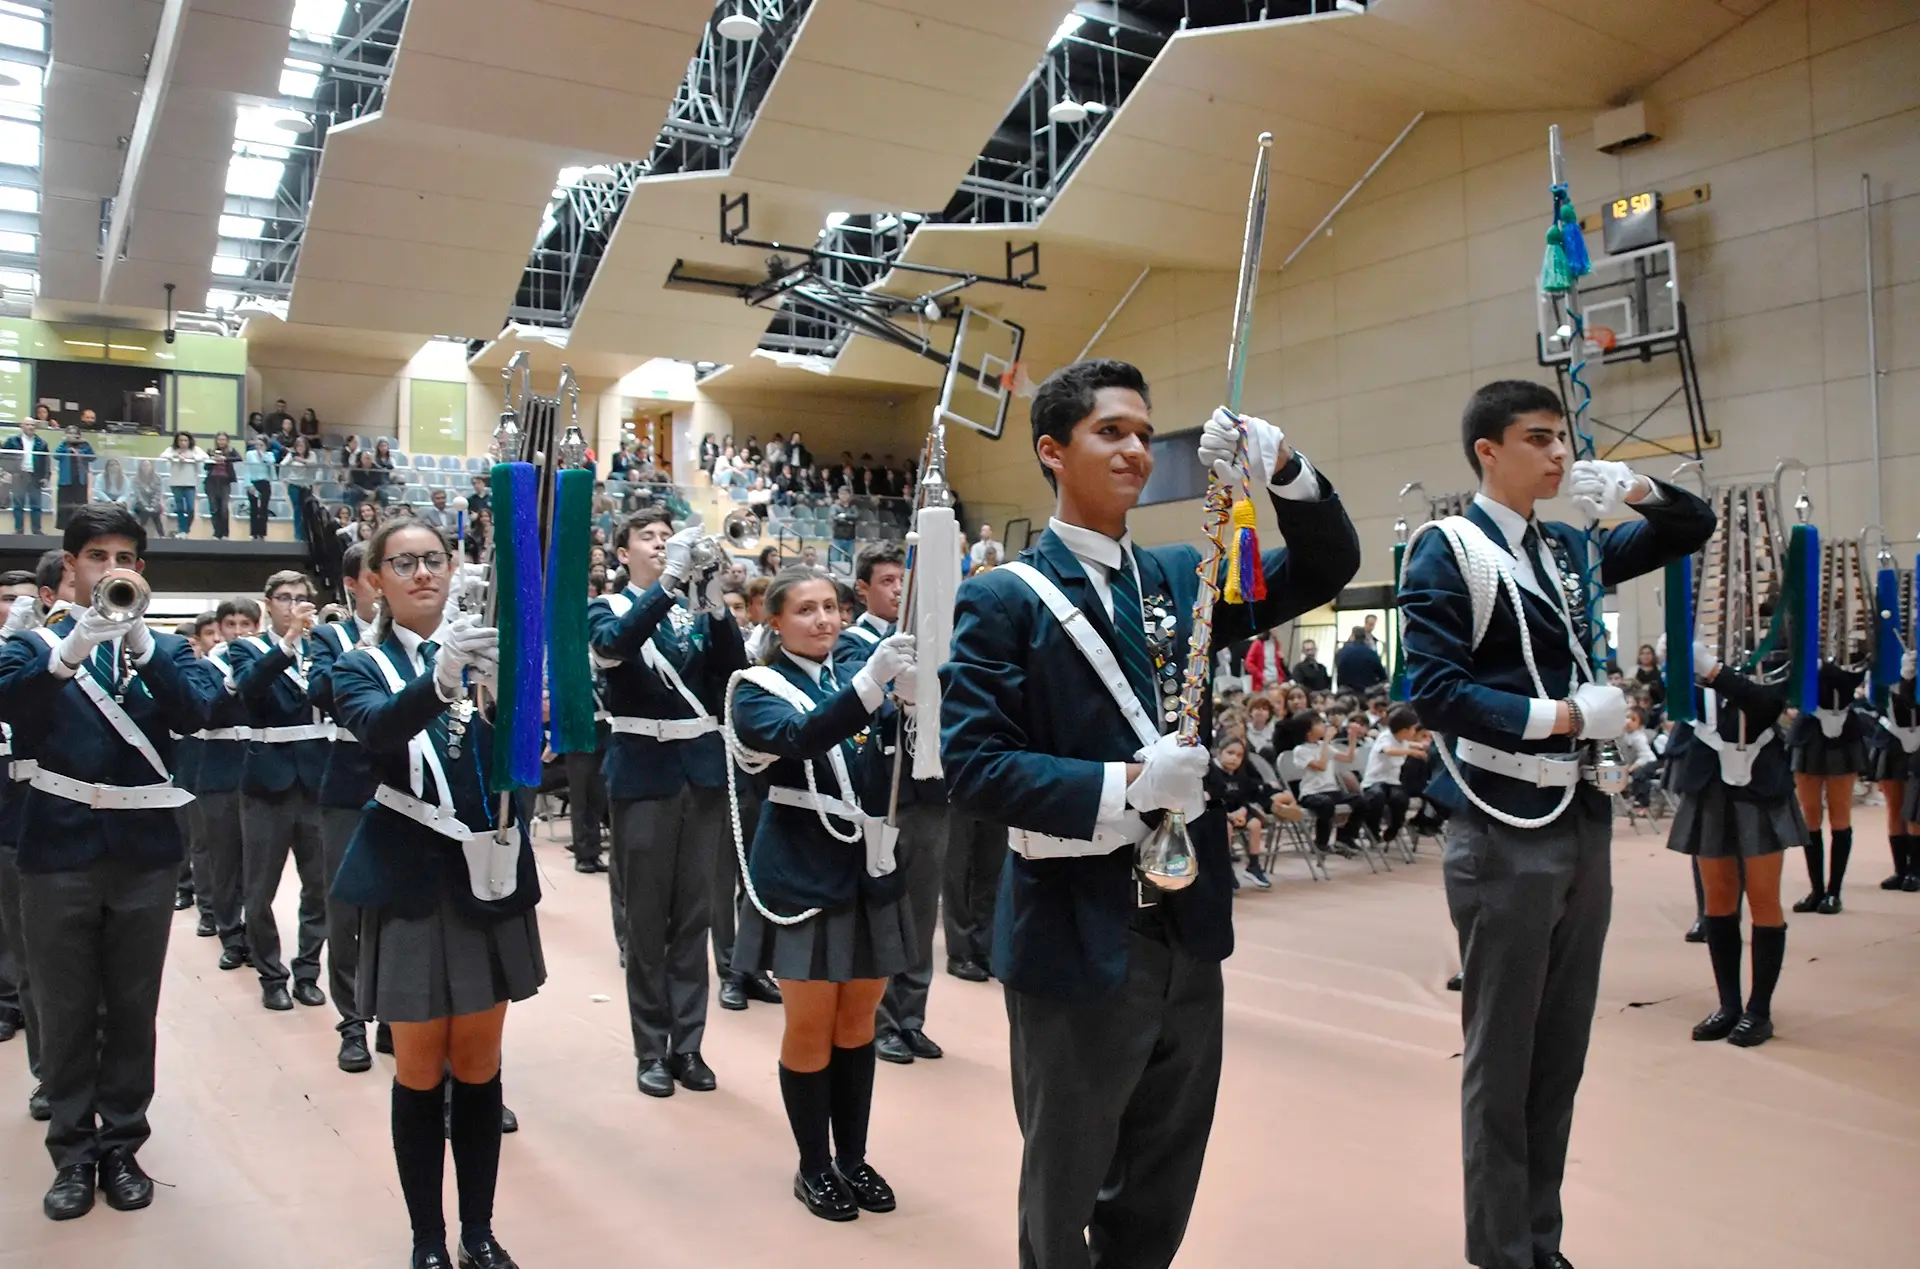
[433,617,500,700]
[892,664,918,707]
[862,633,917,688]
[1197,407,1285,486]
[1570,681,1628,741]
[1655,633,1667,664]
[1691,641,1718,682]
[660,526,705,584]
[54,607,124,670]
[1126,731,1209,820]
[276,601,317,657]
[1903,650,1916,681]
[1,594,34,636]
[442,563,489,623]
[1566,459,1641,521]
[122,617,154,664]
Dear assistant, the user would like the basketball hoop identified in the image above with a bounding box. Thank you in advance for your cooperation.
[1001,361,1036,399]
[1584,325,1617,355]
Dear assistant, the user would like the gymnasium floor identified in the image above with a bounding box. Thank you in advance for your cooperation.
[1,815,1913,1269]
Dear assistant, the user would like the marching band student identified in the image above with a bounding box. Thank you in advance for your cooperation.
[1292,712,1365,854]
[942,360,1359,1269]
[1870,650,1920,891]
[229,569,334,1014]
[195,598,259,973]
[590,507,747,1097]
[1785,654,1869,914]
[1666,640,1803,1048]
[0,504,221,1221]
[308,542,382,1072]
[0,570,40,1054]
[171,616,214,930]
[834,541,949,1064]
[1400,379,1714,1269]
[328,518,541,1269]
[726,567,918,1221]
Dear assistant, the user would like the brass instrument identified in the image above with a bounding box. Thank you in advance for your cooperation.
[1136,131,1275,893]
[91,567,150,701]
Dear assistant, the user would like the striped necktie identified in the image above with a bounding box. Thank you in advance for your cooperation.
[1108,552,1160,727]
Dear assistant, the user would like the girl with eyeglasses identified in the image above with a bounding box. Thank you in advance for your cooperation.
[327,519,542,1269]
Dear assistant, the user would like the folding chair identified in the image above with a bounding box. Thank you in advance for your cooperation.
[1272,751,1329,881]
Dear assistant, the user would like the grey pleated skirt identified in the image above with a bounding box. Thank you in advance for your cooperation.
[1788,731,1867,777]
[732,891,914,984]
[1866,738,1920,784]
[1667,783,1808,860]
[359,887,546,1023]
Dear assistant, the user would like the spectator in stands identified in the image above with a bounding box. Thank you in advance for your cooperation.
[1291,638,1331,693]
[273,413,298,457]
[1360,703,1424,845]
[3,413,49,534]
[53,423,94,530]
[246,410,267,437]
[279,436,325,544]
[242,434,277,540]
[419,487,452,531]
[799,544,818,569]
[699,432,718,475]
[1633,642,1667,723]
[338,434,363,469]
[609,438,638,480]
[783,431,808,468]
[968,522,1001,572]
[298,407,320,438]
[346,451,385,509]
[1335,625,1387,695]
[755,545,779,578]
[742,433,762,464]
[129,459,167,539]
[339,499,378,544]
[763,433,785,469]
[264,398,294,434]
[167,430,207,534]
[465,474,490,516]
[204,432,239,539]
[829,485,859,571]
[96,456,129,505]
[331,504,353,537]
[464,509,491,563]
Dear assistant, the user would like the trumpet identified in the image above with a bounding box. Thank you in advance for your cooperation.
[92,568,149,623]
[684,509,761,607]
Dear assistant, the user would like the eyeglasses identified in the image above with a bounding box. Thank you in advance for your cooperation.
[267,592,307,606]
[382,550,452,579]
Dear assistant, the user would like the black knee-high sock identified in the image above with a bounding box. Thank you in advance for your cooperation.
[828,1043,877,1167]
[1747,925,1787,1018]
[1692,858,1706,917]
[1703,914,1743,1014]
[448,1074,503,1248]
[1827,828,1853,896]
[391,1080,448,1249]
[1903,834,1919,880]
[1802,829,1825,895]
[779,1064,834,1173]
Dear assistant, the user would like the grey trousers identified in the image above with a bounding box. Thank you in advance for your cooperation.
[198,789,247,952]
[713,779,763,979]
[178,803,212,923]
[612,784,725,1062]
[565,748,608,862]
[1443,801,1613,1269]
[20,859,174,1168]
[320,805,367,1035]
[0,843,39,1076]
[243,786,329,987]
[877,802,951,1036]
[944,811,1007,969]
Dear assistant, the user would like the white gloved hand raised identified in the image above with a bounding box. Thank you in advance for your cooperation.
[1904,649,1917,681]
[1566,459,1642,521]
[862,633,916,688]
[54,607,124,670]
[1125,731,1209,820]
[433,616,500,701]
[122,617,154,664]
[1197,407,1286,486]
[660,526,705,584]
[442,563,489,624]
[1,594,35,636]
[1570,681,1628,741]
[1691,641,1718,682]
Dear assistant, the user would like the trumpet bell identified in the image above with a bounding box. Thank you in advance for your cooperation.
[92,568,150,622]
[722,508,760,553]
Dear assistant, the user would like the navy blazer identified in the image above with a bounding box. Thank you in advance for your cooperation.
[831,617,945,809]
[326,631,538,921]
[189,642,251,795]
[0,721,24,847]
[589,582,746,800]
[0,621,219,874]
[309,617,379,809]
[1401,481,1715,823]
[942,477,1361,1003]
[1669,668,1792,800]
[1784,663,1869,747]
[228,631,331,796]
[734,655,905,914]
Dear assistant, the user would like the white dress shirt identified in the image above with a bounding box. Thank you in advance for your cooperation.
[782,648,885,713]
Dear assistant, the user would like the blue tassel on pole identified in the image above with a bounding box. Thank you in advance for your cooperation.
[491,461,544,791]
[1874,567,1902,708]
[1664,556,1695,724]
[1558,197,1590,277]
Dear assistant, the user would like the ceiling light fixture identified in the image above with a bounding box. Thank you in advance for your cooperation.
[1335,0,1366,13]
[1083,101,1109,116]
[1048,97,1088,124]
[716,6,762,40]
[272,115,313,134]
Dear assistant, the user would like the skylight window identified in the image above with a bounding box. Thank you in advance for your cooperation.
[204,289,241,311]
[0,59,41,107]
[0,4,44,53]
[210,256,249,278]
[225,155,287,199]
[219,215,265,239]
[0,229,34,254]
[0,185,34,214]
[279,59,321,98]
[0,268,35,292]
[290,0,349,40]
[0,119,37,167]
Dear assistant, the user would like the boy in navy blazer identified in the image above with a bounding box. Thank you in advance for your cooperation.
[0,504,222,1222]
[941,359,1359,1269]
[1399,379,1714,1269]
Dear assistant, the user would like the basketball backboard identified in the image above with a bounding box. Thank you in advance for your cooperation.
[1537,240,1680,363]
[939,307,1026,439]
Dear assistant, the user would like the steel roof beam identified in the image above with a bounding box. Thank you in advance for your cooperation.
[99,0,190,302]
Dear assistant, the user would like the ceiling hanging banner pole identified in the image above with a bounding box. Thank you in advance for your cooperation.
[1075,267,1151,361]
[1281,110,1424,270]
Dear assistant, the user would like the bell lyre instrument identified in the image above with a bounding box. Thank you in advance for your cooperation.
[1134,131,1274,893]
[1820,523,1875,673]
[885,414,957,827]
[1691,464,1792,683]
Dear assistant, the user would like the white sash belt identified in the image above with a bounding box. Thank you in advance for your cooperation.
[373,784,518,902]
[374,783,473,840]
[254,723,333,744]
[1009,821,1145,861]
[1690,725,1773,788]
[765,784,900,862]
[1880,715,1920,754]
[10,759,36,782]
[195,726,250,741]
[333,727,358,744]
[608,715,716,741]
[1456,738,1582,789]
[1815,707,1848,739]
[30,768,193,810]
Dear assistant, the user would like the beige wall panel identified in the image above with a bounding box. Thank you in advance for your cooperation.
[38,195,107,255]
[1073,132,1355,223]
[104,258,214,309]
[311,126,558,208]
[1350,115,1463,207]
[41,69,141,147]
[51,0,161,73]
[34,252,100,303]
[1682,219,1821,325]
[1331,174,1466,273]
[307,184,552,254]
[148,96,237,162]
[1516,0,1746,65]
[396,0,698,92]
[1821,374,1873,465]
[1045,191,1250,269]
[1464,144,1613,237]
[251,362,402,440]
[289,278,510,339]
[1650,141,1818,249]
[829,341,947,390]
[732,121,975,210]
[1336,240,1468,332]
[1690,301,1826,399]
[1809,0,1920,54]
[1874,366,1920,460]
[566,311,769,365]
[173,3,294,97]
[381,57,672,160]
[131,157,228,218]
[1335,373,1472,463]
[742,63,1007,151]
[121,207,221,268]
[1150,31,1431,130]
[1280,278,1340,349]
[1817,192,1920,299]
[1468,291,1540,369]
[1657,0,1807,98]
[1634,63,1813,190]
[1335,309,1470,395]
[1465,218,1545,303]
[1812,109,1920,218]
[785,0,1069,104]
[1703,383,1824,474]
[296,233,527,300]
[1271,398,1341,457]
[1458,110,1570,170]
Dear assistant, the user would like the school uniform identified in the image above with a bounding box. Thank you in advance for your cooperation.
[589,581,746,1073]
[189,643,252,965]
[1667,669,1804,860]
[941,454,1359,1269]
[833,610,950,1048]
[1359,737,1413,842]
[0,719,38,1077]
[0,617,218,1173]
[941,809,1006,973]
[328,625,544,1022]
[1399,482,1713,1269]
[1786,663,1869,776]
[1867,671,1920,888]
[309,614,378,1042]
[1293,738,1361,848]
[229,629,334,1000]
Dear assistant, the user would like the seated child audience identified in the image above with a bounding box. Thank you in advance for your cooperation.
[1207,736,1289,890]
[1361,703,1425,843]
[1291,712,1364,853]
[1618,705,1659,808]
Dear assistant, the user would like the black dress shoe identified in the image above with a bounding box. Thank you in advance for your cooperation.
[1691,1008,1739,1041]
[457,1234,519,1268]
[793,1167,859,1221]
[217,945,249,971]
[1881,872,1907,890]
[98,1148,154,1211]
[1904,875,1920,892]
[338,1033,373,1073]
[292,980,327,1008]
[375,1022,394,1055]
[1446,972,1463,992]
[262,983,293,1011]
[501,1105,517,1133]
[875,1032,915,1064]
[0,1010,18,1042]
[946,959,990,982]
[1684,915,1707,943]
[637,1058,675,1098]
[195,913,217,938]
[411,1246,453,1269]
[834,1160,896,1213]
[670,1051,717,1091]
[1790,891,1821,913]
[573,856,603,874]
[42,1162,95,1221]
[1728,1011,1774,1047]
[718,976,748,1011]
[901,1029,943,1060]
[28,1082,51,1120]
[1536,1254,1576,1269]
[173,888,194,911]
[743,973,782,1004]
[1816,893,1842,915]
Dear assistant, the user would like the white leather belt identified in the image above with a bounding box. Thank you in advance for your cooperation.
[333,727,358,744]
[1009,816,1148,861]
[30,768,193,810]
[1815,707,1848,739]
[1691,725,1772,788]
[195,726,250,741]
[608,715,717,741]
[255,723,333,743]
[373,783,472,841]
[1456,738,1581,789]
[766,784,867,822]
[10,758,36,782]
[1881,718,1920,754]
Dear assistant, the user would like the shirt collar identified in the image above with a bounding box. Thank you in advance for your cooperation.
[1472,493,1535,557]
[782,648,830,684]
[1048,517,1136,578]
[857,610,890,636]
[391,620,449,665]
